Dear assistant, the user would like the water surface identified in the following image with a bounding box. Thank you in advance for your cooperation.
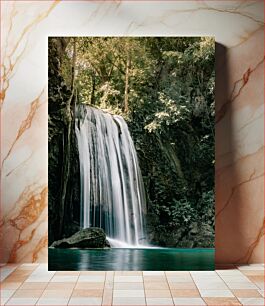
[48,248,214,271]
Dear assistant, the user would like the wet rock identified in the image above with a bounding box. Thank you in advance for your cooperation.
[50,227,110,249]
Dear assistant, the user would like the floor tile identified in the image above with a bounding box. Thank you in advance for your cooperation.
[55,271,80,276]
[1,297,10,305]
[115,271,142,276]
[112,296,146,305]
[173,297,206,305]
[1,263,264,305]
[102,289,112,306]
[220,275,251,282]
[40,289,72,298]
[30,274,50,280]
[114,276,143,283]
[50,275,78,282]
[105,271,114,278]
[232,289,262,298]
[258,290,264,297]
[0,267,20,282]
[145,290,172,298]
[255,282,264,290]
[0,282,22,290]
[167,276,193,283]
[19,282,48,290]
[0,290,15,305]
[113,290,145,297]
[192,275,223,281]
[3,275,28,283]
[199,289,234,297]
[78,275,105,282]
[146,297,174,305]
[241,270,264,276]
[104,280,114,290]
[9,270,32,276]
[238,297,265,305]
[144,276,167,282]
[80,271,106,275]
[6,297,38,305]
[114,282,144,290]
[237,264,264,271]
[144,282,169,290]
[191,271,217,277]
[170,289,200,297]
[25,276,54,283]
[225,282,258,289]
[68,297,102,305]
[30,270,55,276]
[71,289,103,297]
[247,275,264,283]
[216,269,245,276]
[12,289,43,298]
[165,271,190,276]
[36,298,69,305]
[0,289,15,298]
[169,282,197,289]
[192,278,225,285]
[143,271,165,276]
[195,281,228,290]
[203,297,241,305]
[45,282,76,290]
[75,282,104,290]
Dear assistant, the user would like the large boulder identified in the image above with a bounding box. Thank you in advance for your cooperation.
[50,227,110,249]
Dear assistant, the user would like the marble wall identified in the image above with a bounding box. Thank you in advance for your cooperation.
[0,1,264,264]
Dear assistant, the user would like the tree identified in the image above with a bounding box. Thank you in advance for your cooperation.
[57,37,215,247]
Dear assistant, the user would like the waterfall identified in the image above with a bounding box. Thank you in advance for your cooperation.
[75,105,146,247]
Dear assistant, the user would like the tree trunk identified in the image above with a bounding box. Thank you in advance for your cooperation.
[124,52,130,113]
[71,38,76,90]
[59,38,77,237]
[90,73,96,105]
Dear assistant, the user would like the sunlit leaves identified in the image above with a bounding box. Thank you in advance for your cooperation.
[58,36,215,247]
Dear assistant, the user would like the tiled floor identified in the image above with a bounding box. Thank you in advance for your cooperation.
[0,264,264,305]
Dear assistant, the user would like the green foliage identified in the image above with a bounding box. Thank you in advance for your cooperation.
[60,37,215,247]
[166,199,196,226]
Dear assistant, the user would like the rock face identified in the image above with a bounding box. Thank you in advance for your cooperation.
[48,37,81,244]
[51,228,110,249]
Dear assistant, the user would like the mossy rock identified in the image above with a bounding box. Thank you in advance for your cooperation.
[50,227,110,249]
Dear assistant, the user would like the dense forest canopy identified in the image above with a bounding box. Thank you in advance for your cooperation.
[50,37,215,247]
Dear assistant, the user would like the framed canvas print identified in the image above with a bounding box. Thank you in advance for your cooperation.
[48,37,215,271]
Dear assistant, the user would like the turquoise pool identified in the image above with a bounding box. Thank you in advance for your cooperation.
[48,247,215,271]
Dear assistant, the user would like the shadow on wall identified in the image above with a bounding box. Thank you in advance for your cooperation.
[215,42,241,264]
[215,43,231,264]
[214,42,263,264]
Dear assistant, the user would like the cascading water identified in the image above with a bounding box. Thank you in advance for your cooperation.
[75,105,146,248]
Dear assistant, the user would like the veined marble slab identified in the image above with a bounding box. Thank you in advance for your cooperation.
[0,0,264,263]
